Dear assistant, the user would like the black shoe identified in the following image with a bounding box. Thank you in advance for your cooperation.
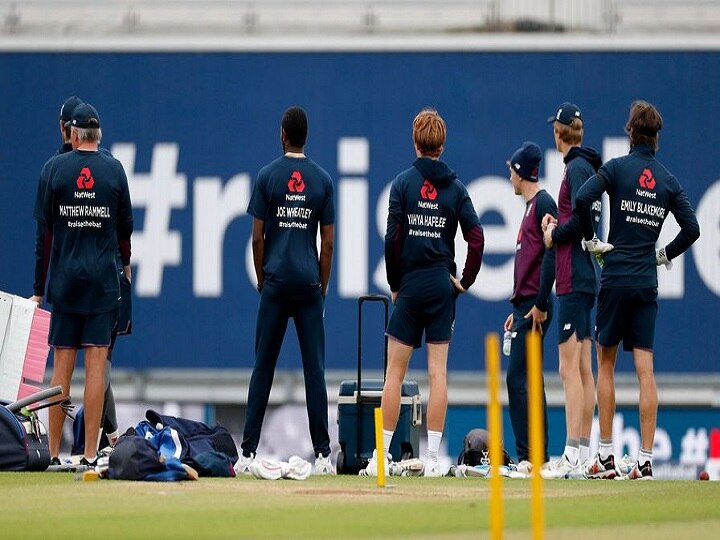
[79,456,98,469]
[49,457,61,466]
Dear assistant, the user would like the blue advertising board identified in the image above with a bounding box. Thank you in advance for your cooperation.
[1,49,718,371]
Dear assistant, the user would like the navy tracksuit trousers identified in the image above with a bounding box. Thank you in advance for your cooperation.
[506,297,551,463]
[241,284,331,458]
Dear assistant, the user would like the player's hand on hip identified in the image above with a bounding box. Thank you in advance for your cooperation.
[504,313,513,332]
[29,295,42,305]
[656,247,673,270]
[450,275,466,294]
[524,306,547,335]
[391,291,398,304]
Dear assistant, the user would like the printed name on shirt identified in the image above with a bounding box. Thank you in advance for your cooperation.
[407,213,447,228]
[59,204,111,229]
[277,206,313,219]
[59,205,111,218]
[620,199,666,219]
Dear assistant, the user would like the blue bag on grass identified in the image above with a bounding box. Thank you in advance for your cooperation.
[108,435,190,481]
[0,403,50,471]
[145,409,238,463]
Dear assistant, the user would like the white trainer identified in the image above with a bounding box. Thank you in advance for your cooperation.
[423,460,443,478]
[516,460,533,475]
[234,453,255,476]
[359,450,393,477]
[584,453,619,479]
[540,455,580,479]
[313,454,335,475]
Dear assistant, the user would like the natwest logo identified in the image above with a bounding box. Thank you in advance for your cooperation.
[639,168,656,190]
[288,171,305,193]
[420,179,437,200]
[76,167,95,190]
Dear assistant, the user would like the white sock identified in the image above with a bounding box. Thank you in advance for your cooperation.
[599,440,613,460]
[564,443,579,465]
[579,438,590,463]
[638,448,653,466]
[382,429,394,461]
[426,430,442,463]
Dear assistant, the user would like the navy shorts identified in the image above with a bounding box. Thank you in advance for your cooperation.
[386,268,457,349]
[596,287,657,352]
[49,310,118,349]
[557,292,595,344]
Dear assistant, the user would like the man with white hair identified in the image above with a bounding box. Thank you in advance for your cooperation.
[38,103,133,468]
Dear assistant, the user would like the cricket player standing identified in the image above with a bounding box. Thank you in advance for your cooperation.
[541,102,603,478]
[362,108,484,477]
[40,103,133,467]
[576,100,700,479]
[237,106,336,476]
[504,141,557,471]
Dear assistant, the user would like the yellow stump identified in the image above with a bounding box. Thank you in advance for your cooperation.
[486,333,504,540]
[374,407,385,487]
[527,330,545,540]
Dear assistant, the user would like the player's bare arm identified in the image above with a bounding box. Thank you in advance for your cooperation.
[319,223,334,297]
[251,217,265,291]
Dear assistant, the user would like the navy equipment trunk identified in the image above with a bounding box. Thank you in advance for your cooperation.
[336,295,422,474]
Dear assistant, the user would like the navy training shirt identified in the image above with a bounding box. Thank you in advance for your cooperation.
[34,146,117,296]
[247,154,335,294]
[42,149,133,314]
[384,157,485,292]
[575,144,700,289]
[551,146,602,296]
[511,189,557,310]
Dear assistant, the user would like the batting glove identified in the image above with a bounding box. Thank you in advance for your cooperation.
[656,247,673,270]
[582,235,614,268]
[582,235,614,254]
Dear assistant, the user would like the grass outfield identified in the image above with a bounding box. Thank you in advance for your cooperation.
[1,473,718,539]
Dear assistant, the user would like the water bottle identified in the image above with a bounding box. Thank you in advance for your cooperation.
[503,331,512,356]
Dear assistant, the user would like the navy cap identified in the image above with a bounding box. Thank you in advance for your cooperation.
[547,102,582,125]
[507,141,542,182]
[59,96,83,123]
[66,102,101,129]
